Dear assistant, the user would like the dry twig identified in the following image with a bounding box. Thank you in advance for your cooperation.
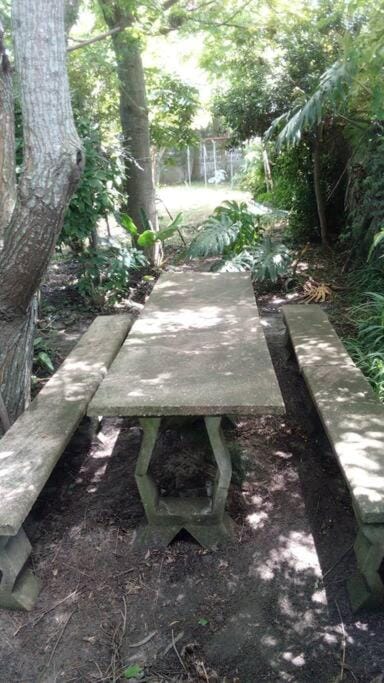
[172,628,187,672]
[46,609,76,669]
[335,600,347,682]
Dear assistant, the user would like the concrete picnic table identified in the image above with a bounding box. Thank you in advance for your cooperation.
[88,272,285,546]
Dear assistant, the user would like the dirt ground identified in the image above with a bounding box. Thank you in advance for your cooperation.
[1,260,384,683]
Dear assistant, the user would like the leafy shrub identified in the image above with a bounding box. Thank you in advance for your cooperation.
[250,236,292,282]
[188,201,292,283]
[119,212,185,249]
[217,236,292,283]
[344,132,384,259]
[188,201,263,258]
[33,336,55,374]
[59,115,121,252]
[344,292,384,402]
[76,242,147,305]
[238,139,268,197]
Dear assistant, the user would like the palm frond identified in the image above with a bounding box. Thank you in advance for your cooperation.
[267,60,356,149]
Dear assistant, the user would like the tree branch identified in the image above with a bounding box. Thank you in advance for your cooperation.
[67,24,125,52]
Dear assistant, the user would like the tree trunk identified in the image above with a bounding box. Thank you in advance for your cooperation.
[0,20,16,243]
[99,1,160,264]
[313,129,329,247]
[152,146,165,186]
[0,0,83,427]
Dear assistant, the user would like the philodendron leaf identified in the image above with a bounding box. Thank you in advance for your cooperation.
[157,225,179,241]
[137,230,157,248]
[120,214,139,237]
[37,351,54,373]
[123,663,144,679]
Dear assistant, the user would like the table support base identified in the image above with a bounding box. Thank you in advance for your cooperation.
[134,416,234,548]
[134,514,234,549]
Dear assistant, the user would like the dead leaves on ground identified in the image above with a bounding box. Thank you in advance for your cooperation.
[302,278,334,303]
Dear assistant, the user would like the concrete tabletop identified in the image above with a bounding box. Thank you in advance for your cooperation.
[88,272,285,417]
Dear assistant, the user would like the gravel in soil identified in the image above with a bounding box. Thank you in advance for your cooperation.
[1,264,384,682]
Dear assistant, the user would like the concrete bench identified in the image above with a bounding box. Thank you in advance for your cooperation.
[282,304,384,611]
[0,315,131,610]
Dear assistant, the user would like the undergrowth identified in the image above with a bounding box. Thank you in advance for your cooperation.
[343,267,384,402]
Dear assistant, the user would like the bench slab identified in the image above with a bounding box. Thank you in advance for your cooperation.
[282,305,354,368]
[303,365,384,524]
[0,315,131,537]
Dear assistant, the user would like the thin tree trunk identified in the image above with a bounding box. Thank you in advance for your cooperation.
[0,0,83,427]
[0,20,16,243]
[99,1,161,264]
[313,129,329,247]
[153,147,165,186]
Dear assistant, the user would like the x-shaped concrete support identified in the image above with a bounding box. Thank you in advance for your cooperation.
[134,416,234,547]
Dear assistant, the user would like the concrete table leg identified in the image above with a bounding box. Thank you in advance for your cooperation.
[0,528,41,611]
[134,416,234,548]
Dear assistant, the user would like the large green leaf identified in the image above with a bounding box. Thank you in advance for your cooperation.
[188,215,241,258]
[120,214,139,237]
[137,230,157,248]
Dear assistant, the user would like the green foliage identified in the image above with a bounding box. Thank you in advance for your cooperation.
[368,229,384,261]
[208,0,344,145]
[217,236,292,283]
[60,115,121,251]
[188,201,291,283]
[188,201,263,258]
[189,214,241,258]
[268,61,353,149]
[345,292,384,402]
[238,139,267,197]
[249,236,292,283]
[123,664,144,680]
[146,69,199,151]
[33,337,54,375]
[344,132,384,258]
[214,250,256,272]
[119,212,185,248]
[76,242,147,305]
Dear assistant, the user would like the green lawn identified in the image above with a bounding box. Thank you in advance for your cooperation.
[157,183,251,227]
[99,183,250,244]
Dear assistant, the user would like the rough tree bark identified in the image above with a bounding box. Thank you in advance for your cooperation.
[0,0,83,427]
[99,1,160,263]
[0,19,16,241]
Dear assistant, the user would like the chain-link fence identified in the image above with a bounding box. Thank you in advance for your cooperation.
[159,138,245,186]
